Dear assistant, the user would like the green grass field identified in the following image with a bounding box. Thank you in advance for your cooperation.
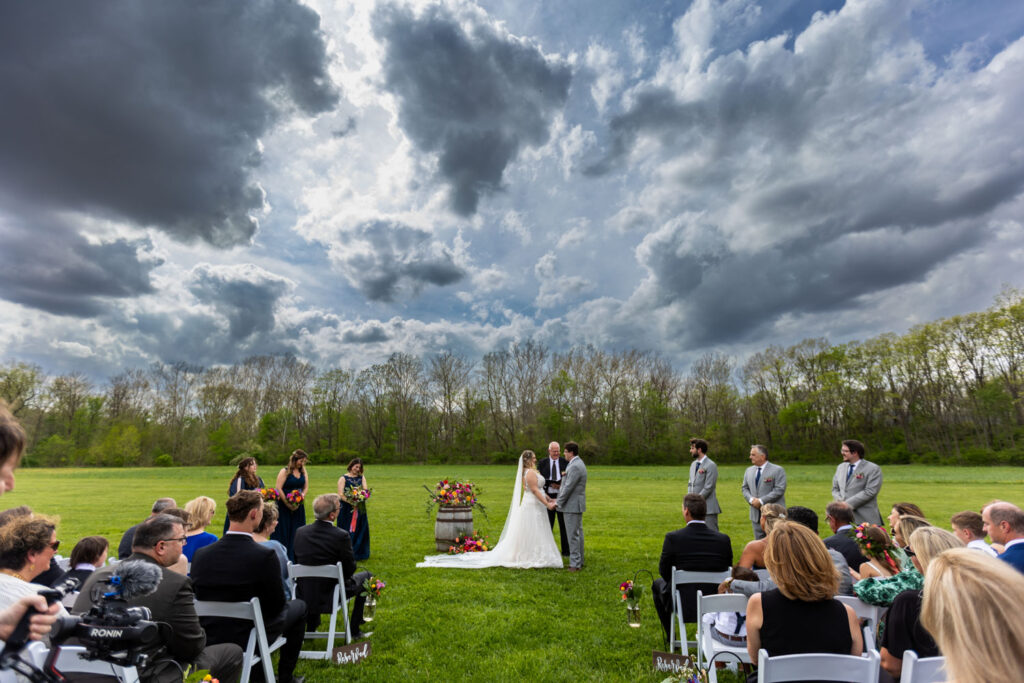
[5,464,1023,682]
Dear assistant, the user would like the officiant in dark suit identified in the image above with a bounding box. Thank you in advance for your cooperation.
[191,490,307,683]
[293,493,372,639]
[651,494,733,641]
[538,441,570,556]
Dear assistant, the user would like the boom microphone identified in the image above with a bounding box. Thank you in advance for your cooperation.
[102,560,162,600]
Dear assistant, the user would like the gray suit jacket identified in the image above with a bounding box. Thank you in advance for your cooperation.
[831,459,883,525]
[688,457,721,515]
[556,457,587,514]
[741,462,787,523]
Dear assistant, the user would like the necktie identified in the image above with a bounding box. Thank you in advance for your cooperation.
[847,464,855,482]
[755,467,762,488]
[553,459,560,481]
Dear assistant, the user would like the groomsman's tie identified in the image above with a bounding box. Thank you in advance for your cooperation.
[755,467,762,488]
[846,463,855,482]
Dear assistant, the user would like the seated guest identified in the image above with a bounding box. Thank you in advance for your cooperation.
[119,497,177,559]
[951,510,997,557]
[982,501,1024,573]
[191,490,306,683]
[887,502,925,547]
[726,506,853,597]
[56,535,108,588]
[892,514,931,553]
[745,523,863,668]
[294,494,373,638]
[651,494,733,642]
[0,515,69,616]
[704,565,757,646]
[824,501,868,569]
[184,496,219,562]
[853,522,925,607]
[921,549,1024,683]
[0,505,63,587]
[737,504,787,569]
[253,501,291,599]
[73,514,243,683]
[879,526,963,681]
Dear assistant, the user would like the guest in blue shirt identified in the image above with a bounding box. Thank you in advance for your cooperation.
[983,502,1024,574]
[183,495,219,562]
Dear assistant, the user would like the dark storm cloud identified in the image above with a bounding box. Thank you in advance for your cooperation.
[342,322,390,344]
[188,265,292,341]
[338,220,466,302]
[0,1,337,247]
[0,212,162,317]
[373,3,571,215]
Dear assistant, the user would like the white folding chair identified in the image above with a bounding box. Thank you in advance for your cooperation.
[1,641,50,683]
[286,561,351,658]
[902,650,946,683]
[834,595,882,652]
[51,645,142,683]
[670,567,732,652]
[696,590,752,683]
[194,596,285,683]
[757,648,880,682]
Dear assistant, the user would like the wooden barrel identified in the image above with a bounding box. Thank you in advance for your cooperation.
[434,506,474,552]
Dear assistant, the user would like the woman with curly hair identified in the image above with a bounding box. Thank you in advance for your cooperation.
[0,515,69,616]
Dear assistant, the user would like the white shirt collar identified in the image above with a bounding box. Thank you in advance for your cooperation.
[1003,537,1024,550]
[687,520,707,526]
[226,530,255,539]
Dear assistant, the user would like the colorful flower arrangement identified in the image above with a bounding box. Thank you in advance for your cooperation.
[448,531,490,554]
[424,479,486,514]
[619,579,643,608]
[183,667,219,683]
[283,489,304,510]
[259,488,280,502]
[363,575,386,597]
[344,484,373,510]
[850,521,900,572]
[659,667,703,683]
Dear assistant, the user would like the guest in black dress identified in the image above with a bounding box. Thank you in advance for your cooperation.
[746,522,862,675]
[271,449,309,561]
[222,457,264,534]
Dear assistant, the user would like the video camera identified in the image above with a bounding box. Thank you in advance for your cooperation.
[0,561,162,682]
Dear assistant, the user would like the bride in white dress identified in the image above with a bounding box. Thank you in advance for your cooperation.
[417,450,563,569]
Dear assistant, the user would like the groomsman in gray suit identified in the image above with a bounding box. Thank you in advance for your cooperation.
[556,441,587,572]
[741,444,787,539]
[831,439,883,526]
[687,438,721,531]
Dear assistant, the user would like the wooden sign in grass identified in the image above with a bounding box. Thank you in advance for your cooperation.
[332,641,371,666]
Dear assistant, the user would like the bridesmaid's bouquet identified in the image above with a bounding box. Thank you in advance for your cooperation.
[284,490,304,511]
[259,488,281,502]
[343,485,373,511]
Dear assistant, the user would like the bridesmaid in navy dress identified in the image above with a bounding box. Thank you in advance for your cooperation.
[272,449,309,561]
[223,457,264,534]
[337,457,370,560]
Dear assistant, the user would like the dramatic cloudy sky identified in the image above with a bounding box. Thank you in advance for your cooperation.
[2,0,1024,378]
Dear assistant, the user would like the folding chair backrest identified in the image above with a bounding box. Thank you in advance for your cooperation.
[669,567,732,652]
[833,595,881,651]
[901,650,946,683]
[697,591,750,617]
[757,648,880,683]
[194,596,281,683]
[52,645,141,683]
[287,561,351,656]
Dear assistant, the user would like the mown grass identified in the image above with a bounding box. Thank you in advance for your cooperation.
[5,464,1023,682]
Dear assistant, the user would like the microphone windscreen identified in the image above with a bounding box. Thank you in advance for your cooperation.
[112,560,162,600]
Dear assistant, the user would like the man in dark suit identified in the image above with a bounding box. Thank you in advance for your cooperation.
[824,501,869,569]
[74,514,242,683]
[293,493,372,638]
[191,490,307,683]
[651,494,733,641]
[537,441,570,556]
[983,502,1024,574]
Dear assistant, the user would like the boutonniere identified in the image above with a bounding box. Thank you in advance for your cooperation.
[764,477,773,483]
[855,473,864,480]
[698,468,706,474]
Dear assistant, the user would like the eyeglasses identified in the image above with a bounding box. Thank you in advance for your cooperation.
[48,540,60,552]
[160,536,188,545]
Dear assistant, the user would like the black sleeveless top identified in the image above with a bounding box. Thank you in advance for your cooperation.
[760,588,853,657]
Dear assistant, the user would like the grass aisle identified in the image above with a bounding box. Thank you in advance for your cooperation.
[6,464,1024,682]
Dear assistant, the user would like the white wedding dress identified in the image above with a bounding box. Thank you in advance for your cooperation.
[417,456,563,569]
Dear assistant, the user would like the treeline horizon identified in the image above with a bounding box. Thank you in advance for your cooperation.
[4,290,1024,468]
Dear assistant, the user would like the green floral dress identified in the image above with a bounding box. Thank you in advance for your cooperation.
[853,566,923,606]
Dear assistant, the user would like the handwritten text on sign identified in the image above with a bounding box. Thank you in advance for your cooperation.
[651,650,694,673]
[332,641,372,665]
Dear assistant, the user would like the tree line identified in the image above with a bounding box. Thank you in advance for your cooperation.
[4,290,1024,468]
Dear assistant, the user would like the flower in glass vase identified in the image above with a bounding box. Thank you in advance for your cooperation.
[362,575,386,597]
[618,579,643,608]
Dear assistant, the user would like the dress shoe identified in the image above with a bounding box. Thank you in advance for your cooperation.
[289,677,305,683]
[352,630,374,640]
[567,567,580,572]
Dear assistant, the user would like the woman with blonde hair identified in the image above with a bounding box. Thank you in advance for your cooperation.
[182,495,218,562]
[738,504,787,569]
[879,526,963,679]
[745,523,862,667]
[922,549,1024,683]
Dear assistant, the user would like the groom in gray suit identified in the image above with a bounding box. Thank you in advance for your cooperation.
[831,439,883,525]
[556,441,587,572]
[741,444,787,539]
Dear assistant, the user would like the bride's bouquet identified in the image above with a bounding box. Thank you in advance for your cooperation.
[424,479,486,515]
